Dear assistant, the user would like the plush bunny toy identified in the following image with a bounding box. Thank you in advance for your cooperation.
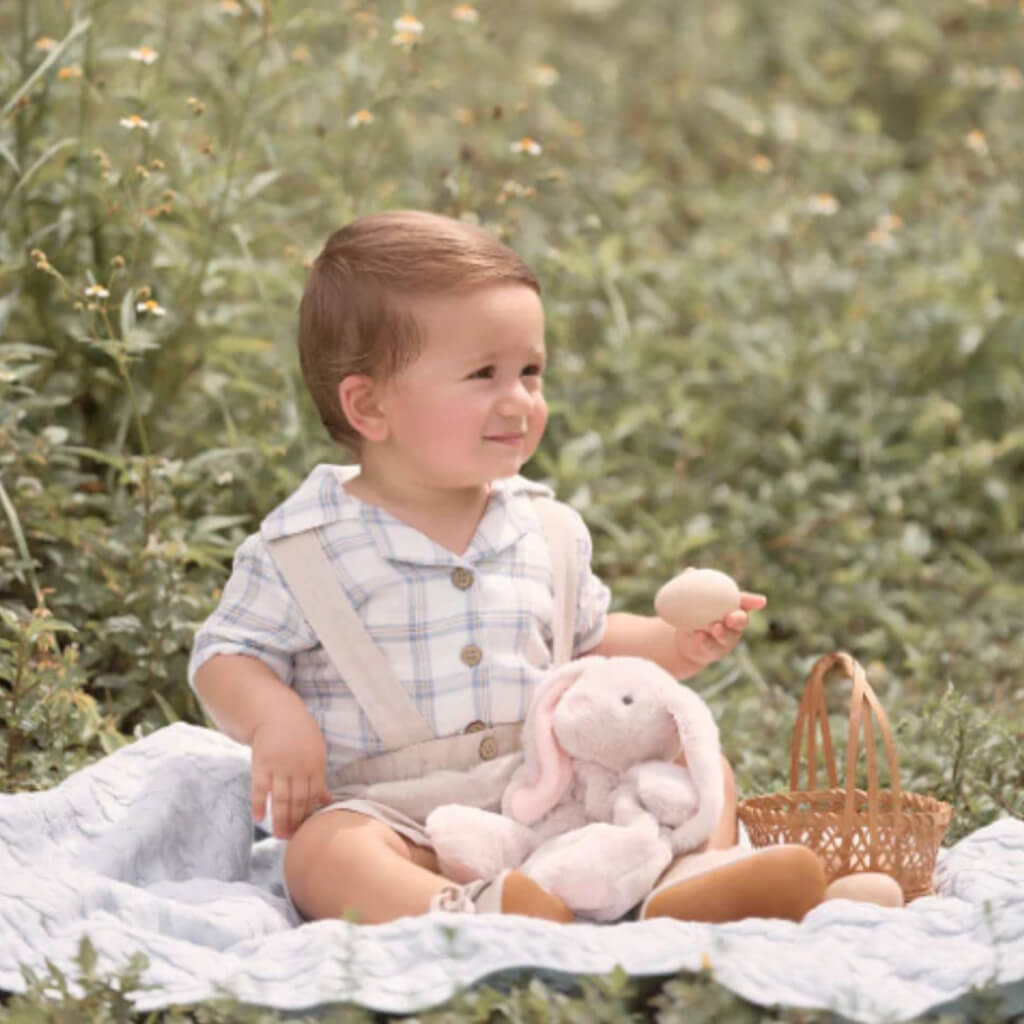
[425,655,724,921]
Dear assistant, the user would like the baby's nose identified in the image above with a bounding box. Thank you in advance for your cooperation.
[497,379,533,413]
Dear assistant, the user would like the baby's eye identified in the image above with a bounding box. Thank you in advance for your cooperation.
[522,364,543,377]
[468,365,495,380]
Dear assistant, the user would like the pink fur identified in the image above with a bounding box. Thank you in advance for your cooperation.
[663,689,725,851]
[428,656,726,922]
[501,659,597,824]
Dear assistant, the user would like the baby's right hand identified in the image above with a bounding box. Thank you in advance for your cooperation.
[250,707,331,839]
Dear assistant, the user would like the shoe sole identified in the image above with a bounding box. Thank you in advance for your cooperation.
[500,870,575,923]
[641,845,826,924]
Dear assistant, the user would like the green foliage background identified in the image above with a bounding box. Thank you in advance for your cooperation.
[1,0,1022,1019]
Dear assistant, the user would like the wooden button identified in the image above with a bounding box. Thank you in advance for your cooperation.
[460,643,483,667]
[464,720,486,734]
[451,567,474,590]
[478,735,498,761]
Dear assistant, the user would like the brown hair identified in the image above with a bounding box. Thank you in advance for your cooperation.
[298,209,541,451]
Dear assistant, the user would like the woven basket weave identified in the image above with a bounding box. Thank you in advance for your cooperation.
[737,651,953,902]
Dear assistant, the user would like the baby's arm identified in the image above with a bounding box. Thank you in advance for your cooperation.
[557,501,762,679]
[190,531,330,838]
[195,655,331,839]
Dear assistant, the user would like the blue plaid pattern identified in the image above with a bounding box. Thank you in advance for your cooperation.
[189,465,610,770]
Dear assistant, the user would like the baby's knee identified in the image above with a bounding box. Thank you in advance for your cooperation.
[285,811,399,878]
[283,810,440,922]
[720,755,737,806]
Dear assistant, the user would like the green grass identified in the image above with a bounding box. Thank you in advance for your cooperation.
[1,0,1023,1019]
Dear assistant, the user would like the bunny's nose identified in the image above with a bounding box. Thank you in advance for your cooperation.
[621,695,634,705]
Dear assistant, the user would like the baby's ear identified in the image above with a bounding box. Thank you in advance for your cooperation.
[338,374,389,443]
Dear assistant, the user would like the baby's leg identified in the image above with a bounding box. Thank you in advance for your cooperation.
[640,756,826,922]
[284,810,571,924]
[285,809,450,923]
[639,844,826,923]
[702,754,738,850]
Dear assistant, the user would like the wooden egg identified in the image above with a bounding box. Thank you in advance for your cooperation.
[654,568,742,632]
[824,872,904,908]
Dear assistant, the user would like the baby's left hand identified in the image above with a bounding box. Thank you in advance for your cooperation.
[674,592,767,672]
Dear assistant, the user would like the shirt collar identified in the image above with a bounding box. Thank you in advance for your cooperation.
[261,464,553,566]
[261,464,362,542]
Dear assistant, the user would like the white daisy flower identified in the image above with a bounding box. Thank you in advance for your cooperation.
[348,108,374,127]
[129,45,159,64]
[510,136,542,156]
[393,14,424,33]
[807,193,839,216]
[964,129,988,156]
[530,65,559,88]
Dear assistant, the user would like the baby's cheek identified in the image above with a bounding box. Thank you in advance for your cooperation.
[526,399,548,448]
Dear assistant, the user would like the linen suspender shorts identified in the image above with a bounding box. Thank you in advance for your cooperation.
[266,497,580,850]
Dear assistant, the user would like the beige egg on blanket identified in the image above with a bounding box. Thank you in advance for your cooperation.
[824,872,905,907]
[654,568,742,633]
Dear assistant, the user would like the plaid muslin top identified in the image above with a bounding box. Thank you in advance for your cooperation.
[188,464,610,770]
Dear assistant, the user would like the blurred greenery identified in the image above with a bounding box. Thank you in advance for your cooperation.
[1,0,1022,1020]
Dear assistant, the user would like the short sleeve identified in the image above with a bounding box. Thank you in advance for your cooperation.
[564,505,611,656]
[187,531,318,690]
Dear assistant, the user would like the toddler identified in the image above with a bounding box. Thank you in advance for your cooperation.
[190,210,825,925]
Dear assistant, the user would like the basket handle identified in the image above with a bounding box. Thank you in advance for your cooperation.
[790,652,904,853]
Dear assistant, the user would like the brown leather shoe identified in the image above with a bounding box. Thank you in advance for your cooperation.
[472,870,575,923]
[639,845,826,924]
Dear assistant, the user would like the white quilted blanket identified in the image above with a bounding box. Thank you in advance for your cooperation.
[1,723,1021,1022]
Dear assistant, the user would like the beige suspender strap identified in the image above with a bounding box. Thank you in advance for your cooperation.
[532,497,580,668]
[266,530,435,748]
[266,493,580,750]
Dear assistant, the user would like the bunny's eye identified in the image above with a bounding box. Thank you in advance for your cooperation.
[621,695,634,705]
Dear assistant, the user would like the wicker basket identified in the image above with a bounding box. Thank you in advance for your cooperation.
[737,651,953,902]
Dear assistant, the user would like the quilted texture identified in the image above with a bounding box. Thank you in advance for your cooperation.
[1,723,1021,1022]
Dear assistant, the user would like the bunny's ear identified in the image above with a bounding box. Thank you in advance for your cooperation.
[664,683,725,850]
[502,657,602,825]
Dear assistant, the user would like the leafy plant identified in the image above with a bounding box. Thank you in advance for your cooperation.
[1,0,1022,1020]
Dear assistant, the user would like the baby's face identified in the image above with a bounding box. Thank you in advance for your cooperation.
[376,284,548,490]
